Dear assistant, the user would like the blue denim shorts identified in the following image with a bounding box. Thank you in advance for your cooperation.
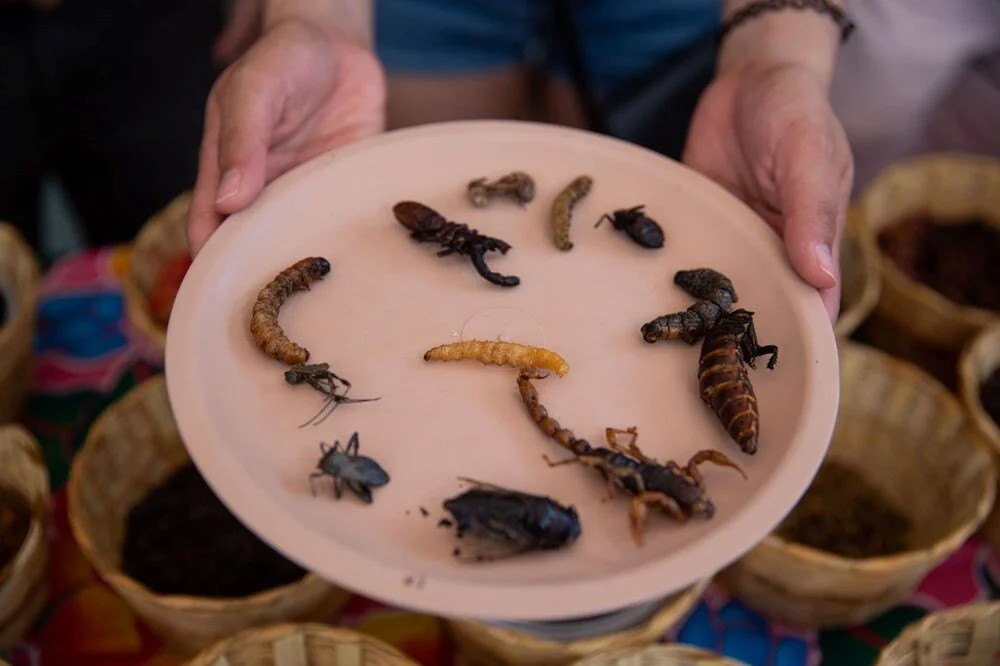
[374,0,722,95]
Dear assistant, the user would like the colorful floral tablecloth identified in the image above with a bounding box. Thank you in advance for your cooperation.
[5,248,999,666]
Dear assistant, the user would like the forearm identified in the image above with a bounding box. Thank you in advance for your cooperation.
[718,0,846,89]
[264,0,373,46]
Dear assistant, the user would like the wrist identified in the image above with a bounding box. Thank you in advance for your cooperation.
[265,0,372,47]
[717,1,845,89]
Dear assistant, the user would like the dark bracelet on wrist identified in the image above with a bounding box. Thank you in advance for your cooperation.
[719,0,856,44]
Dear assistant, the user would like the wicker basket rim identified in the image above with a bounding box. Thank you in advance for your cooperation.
[67,375,332,612]
[835,211,882,338]
[874,600,1000,665]
[958,323,1000,454]
[122,263,167,348]
[572,644,747,665]
[751,342,999,570]
[187,621,418,665]
[0,224,41,351]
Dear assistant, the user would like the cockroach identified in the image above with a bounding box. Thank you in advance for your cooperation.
[551,175,593,251]
[423,339,570,377]
[284,362,379,427]
[641,268,738,344]
[309,432,390,504]
[442,477,581,561]
[250,257,331,365]
[517,372,744,545]
[467,171,535,208]
[698,309,778,455]
[393,201,519,287]
[595,205,664,249]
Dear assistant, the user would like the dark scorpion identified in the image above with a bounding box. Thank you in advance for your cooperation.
[442,477,581,562]
[393,201,519,287]
[285,362,379,427]
[516,371,745,545]
[309,431,390,504]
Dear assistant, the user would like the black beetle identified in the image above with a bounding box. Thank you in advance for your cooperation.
[596,205,664,249]
[309,432,390,504]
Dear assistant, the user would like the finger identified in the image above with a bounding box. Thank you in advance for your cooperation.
[775,121,848,293]
[189,95,223,256]
[212,0,263,66]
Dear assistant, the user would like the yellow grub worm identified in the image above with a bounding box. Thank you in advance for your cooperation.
[423,340,570,377]
[551,175,592,251]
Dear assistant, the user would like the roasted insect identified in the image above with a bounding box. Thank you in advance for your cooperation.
[394,201,519,287]
[551,175,592,251]
[443,478,581,561]
[423,339,570,377]
[596,205,664,249]
[250,257,331,365]
[285,362,379,426]
[467,171,535,208]
[309,432,390,504]
[641,268,738,344]
[517,372,744,545]
[698,309,778,455]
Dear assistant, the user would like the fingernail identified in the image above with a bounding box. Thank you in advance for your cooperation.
[814,243,837,285]
[216,169,241,204]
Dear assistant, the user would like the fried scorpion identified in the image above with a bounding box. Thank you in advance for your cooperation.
[641,268,738,344]
[516,372,744,545]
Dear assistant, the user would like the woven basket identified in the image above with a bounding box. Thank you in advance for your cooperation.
[0,425,50,649]
[875,601,1000,666]
[122,191,191,356]
[572,645,746,665]
[958,323,1000,553]
[836,211,881,338]
[67,375,350,655]
[185,623,418,666]
[718,342,997,628]
[0,224,40,424]
[855,153,1000,352]
[448,579,708,666]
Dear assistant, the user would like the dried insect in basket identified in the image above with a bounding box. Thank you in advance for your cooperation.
[393,201,519,287]
[596,205,664,249]
[517,372,744,545]
[698,309,778,455]
[285,362,379,427]
[641,268,738,344]
[442,478,581,561]
[423,339,570,377]
[309,432,390,504]
[250,256,331,365]
[467,171,535,208]
[550,175,593,251]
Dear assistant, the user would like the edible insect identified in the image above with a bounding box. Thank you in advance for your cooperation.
[596,205,664,249]
[467,171,535,208]
[517,372,744,545]
[250,257,331,365]
[641,268,738,344]
[423,339,570,377]
[551,175,592,251]
[442,478,581,561]
[309,432,390,504]
[284,362,379,426]
[698,309,778,455]
[393,201,519,287]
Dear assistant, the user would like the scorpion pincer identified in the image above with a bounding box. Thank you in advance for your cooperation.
[516,371,745,545]
[443,478,581,561]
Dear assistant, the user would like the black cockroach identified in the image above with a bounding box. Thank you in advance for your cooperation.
[442,478,581,561]
[393,201,519,287]
[596,205,664,249]
[641,268,738,344]
[698,309,778,455]
[309,432,390,504]
[285,362,379,427]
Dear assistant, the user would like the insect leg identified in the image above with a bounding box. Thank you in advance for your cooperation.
[594,213,613,228]
[605,426,652,463]
[346,432,361,457]
[333,476,344,499]
[346,479,373,504]
[543,454,579,468]
[686,449,747,481]
[309,473,326,497]
[743,315,779,370]
[629,492,687,545]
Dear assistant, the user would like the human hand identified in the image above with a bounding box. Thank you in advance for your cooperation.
[189,18,385,255]
[213,0,265,66]
[683,21,853,323]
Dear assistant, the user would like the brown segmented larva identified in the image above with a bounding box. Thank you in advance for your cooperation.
[250,256,331,365]
[551,175,593,251]
[423,340,570,377]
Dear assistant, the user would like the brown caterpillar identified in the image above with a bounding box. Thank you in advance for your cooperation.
[698,309,778,454]
[551,175,592,251]
[641,268,738,344]
[250,257,331,365]
[423,340,570,377]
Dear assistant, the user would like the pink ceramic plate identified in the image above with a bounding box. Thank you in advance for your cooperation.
[165,120,839,621]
